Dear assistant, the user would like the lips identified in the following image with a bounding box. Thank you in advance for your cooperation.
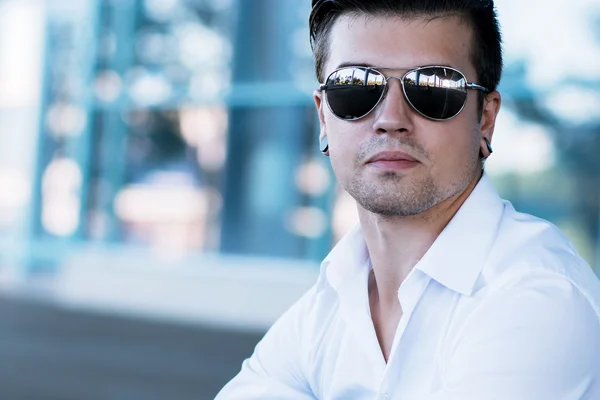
[366,151,418,164]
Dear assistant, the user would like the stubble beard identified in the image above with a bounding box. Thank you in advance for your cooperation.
[346,170,443,217]
[343,139,479,218]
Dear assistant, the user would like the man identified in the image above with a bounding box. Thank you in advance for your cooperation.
[217,0,600,398]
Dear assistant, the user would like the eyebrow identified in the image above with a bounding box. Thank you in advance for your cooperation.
[333,61,459,70]
[335,61,374,69]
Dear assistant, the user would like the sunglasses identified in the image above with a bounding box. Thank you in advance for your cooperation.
[319,65,489,121]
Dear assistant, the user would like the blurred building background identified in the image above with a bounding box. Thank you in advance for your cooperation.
[0,0,599,398]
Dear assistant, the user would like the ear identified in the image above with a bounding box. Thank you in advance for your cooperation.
[313,89,329,156]
[479,90,501,158]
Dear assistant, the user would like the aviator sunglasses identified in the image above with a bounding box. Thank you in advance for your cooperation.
[319,65,490,121]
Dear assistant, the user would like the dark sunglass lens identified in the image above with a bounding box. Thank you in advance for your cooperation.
[403,67,467,120]
[325,67,385,120]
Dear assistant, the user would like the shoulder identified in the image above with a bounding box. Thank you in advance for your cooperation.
[475,269,600,330]
[453,202,600,367]
[258,279,340,358]
[215,284,328,399]
[441,268,600,399]
[480,201,600,318]
[454,261,600,370]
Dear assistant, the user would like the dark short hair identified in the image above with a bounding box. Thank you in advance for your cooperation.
[309,0,503,98]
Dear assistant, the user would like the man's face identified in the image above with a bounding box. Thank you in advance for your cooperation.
[314,14,488,217]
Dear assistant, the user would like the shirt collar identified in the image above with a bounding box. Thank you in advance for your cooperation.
[317,172,505,297]
[414,172,505,296]
[317,224,370,293]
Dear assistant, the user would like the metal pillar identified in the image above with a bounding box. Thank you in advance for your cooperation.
[94,0,139,242]
[221,0,314,258]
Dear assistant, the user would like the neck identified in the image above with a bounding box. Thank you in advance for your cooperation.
[360,170,483,306]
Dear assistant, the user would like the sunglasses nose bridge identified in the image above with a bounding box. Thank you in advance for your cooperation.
[378,75,409,108]
[385,75,404,85]
[371,77,415,132]
[377,75,401,100]
[386,75,404,82]
[384,76,406,96]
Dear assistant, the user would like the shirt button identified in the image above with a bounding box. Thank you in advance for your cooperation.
[381,393,391,400]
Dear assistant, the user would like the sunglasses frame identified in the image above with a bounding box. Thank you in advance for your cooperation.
[319,65,490,122]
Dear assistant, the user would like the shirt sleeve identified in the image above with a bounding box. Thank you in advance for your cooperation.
[425,272,600,400]
[215,287,317,400]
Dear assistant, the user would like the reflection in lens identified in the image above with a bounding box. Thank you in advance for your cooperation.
[403,67,467,120]
[366,70,384,86]
[325,68,385,119]
[329,68,354,85]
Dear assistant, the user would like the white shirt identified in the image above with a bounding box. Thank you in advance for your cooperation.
[216,174,600,400]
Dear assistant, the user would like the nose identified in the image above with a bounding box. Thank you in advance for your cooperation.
[372,78,414,135]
